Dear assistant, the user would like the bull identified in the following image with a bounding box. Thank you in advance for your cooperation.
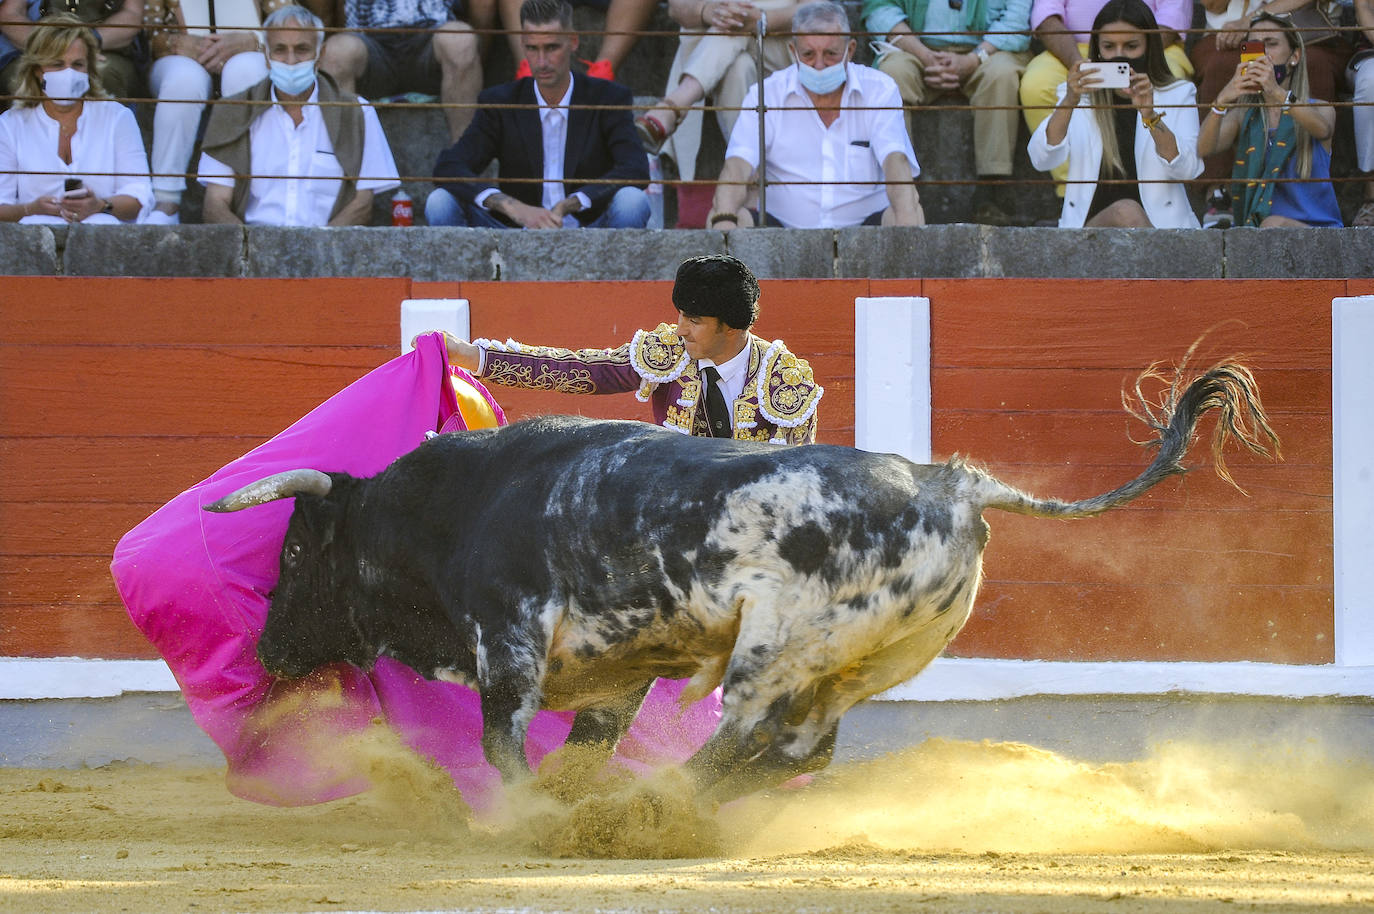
[205,356,1278,801]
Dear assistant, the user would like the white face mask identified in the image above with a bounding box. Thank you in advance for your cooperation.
[793,50,849,95]
[42,66,90,103]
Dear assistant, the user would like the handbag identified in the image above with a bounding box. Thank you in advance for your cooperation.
[1287,1,1342,47]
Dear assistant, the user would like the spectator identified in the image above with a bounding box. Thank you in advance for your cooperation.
[1346,0,1373,225]
[1198,10,1341,226]
[142,0,277,224]
[863,0,1033,225]
[426,0,650,228]
[1027,0,1200,226]
[707,0,924,229]
[1018,0,1191,197]
[0,14,152,223]
[0,0,147,101]
[502,0,656,82]
[318,0,493,142]
[1191,0,1353,227]
[197,5,401,225]
[635,0,799,182]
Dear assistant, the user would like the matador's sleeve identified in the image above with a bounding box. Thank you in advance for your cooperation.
[756,339,823,445]
[475,324,690,401]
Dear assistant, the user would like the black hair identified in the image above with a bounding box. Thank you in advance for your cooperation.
[671,255,760,331]
[519,0,572,28]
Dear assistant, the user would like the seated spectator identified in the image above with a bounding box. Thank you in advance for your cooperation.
[1018,0,1191,195]
[318,0,493,142]
[143,0,276,224]
[197,5,401,225]
[0,14,152,223]
[1347,0,1373,225]
[502,0,657,82]
[426,0,650,229]
[1191,0,1353,227]
[863,0,1033,225]
[0,0,147,101]
[707,0,924,229]
[635,0,799,175]
[1027,0,1200,226]
[1198,11,1341,226]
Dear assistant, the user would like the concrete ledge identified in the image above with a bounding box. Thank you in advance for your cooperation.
[5,224,1372,279]
[1223,226,1374,278]
[6,657,1368,702]
[0,223,59,275]
[63,224,246,278]
[3,689,1370,769]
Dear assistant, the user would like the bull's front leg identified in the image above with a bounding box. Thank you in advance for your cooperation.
[475,628,546,782]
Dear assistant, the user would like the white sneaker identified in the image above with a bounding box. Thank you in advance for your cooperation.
[144,209,180,225]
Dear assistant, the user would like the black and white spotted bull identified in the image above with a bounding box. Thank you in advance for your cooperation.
[205,357,1278,801]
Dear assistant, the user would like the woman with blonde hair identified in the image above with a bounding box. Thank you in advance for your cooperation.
[1028,0,1201,227]
[1197,11,1341,226]
[0,14,152,224]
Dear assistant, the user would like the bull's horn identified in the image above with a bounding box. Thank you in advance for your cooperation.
[203,469,333,513]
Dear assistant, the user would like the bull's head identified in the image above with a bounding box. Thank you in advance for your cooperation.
[205,470,370,679]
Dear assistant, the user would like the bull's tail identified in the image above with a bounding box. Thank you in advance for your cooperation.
[975,351,1281,520]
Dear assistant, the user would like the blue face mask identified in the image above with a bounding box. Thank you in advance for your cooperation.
[795,53,848,95]
[269,58,316,96]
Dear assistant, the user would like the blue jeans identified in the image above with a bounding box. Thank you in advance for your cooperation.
[424,186,651,228]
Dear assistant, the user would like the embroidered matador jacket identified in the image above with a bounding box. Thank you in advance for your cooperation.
[476,323,823,444]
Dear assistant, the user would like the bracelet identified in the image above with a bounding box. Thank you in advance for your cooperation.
[1141,111,1163,130]
[708,212,737,226]
[1210,105,1228,117]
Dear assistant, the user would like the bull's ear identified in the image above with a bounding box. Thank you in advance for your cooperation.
[204,470,333,512]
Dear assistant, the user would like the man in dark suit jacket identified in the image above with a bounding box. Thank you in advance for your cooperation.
[425,0,650,228]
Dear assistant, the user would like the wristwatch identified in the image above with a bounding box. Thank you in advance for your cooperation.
[973,46,990,64]
[100,199,113,215]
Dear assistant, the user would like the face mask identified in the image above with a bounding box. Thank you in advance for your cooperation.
[795,53,848,95]
[1102,54,1146,74]
[269,58,316,96]
[42,67,89,103]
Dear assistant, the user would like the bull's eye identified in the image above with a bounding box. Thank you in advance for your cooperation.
[285,542,302,566]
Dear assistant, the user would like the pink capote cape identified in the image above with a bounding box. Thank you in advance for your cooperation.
[110,332,721,811]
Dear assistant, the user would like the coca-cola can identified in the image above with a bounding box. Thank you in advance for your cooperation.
[391,190,413,226]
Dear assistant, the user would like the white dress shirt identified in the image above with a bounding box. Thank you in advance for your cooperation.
[197,83,400,226]
[476,76,592,226]
[725,62,919,229]
[0,100,153,222]
[699,334,753,430]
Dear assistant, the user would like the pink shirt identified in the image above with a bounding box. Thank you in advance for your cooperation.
[1029,0,1190,40]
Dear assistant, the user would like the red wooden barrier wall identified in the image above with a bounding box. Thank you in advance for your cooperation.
[2,276,1358,664]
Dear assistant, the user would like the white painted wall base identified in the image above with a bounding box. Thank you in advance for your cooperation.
[3,657,1368,702]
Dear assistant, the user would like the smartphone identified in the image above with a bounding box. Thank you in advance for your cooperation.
[1080,61,1132,89]
[62,177,87,198]
[1240,40,1265,63]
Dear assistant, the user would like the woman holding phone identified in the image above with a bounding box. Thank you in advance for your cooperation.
[1028,0,1202,228]
[0,14,153,225]
[1197,11,1341,226]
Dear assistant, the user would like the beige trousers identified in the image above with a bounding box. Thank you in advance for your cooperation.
[660,0,795,181]
[876,45,1032,177]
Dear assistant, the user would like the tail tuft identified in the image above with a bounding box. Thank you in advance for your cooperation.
[1122,340,1281,496]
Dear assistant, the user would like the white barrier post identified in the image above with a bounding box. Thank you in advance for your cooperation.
[400,299,471,354]
[854,296,932,463]
[1333,295,1374,667]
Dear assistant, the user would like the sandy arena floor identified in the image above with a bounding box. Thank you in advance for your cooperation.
[3,736,1373,914]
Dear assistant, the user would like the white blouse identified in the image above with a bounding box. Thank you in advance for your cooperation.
[0,100,154,223]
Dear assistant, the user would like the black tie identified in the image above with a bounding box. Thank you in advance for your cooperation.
[701,366,731,438]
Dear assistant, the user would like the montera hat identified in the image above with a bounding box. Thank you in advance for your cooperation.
[671,254,760,330]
